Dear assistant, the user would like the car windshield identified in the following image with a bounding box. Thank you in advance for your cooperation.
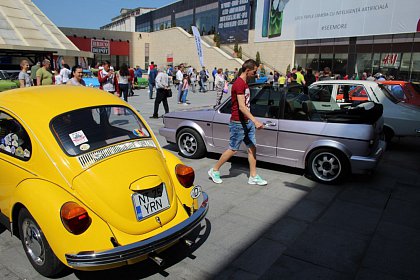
[378,84,400,104]
[51,106,151,156]
[0,71,10,80]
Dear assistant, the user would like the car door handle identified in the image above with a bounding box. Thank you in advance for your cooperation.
[263,121,276,127]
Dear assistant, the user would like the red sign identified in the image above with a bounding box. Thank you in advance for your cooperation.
[91,39,110,54]
[382,53,398,66]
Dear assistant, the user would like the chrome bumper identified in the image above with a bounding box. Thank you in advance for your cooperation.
[65,192,209,268]
[350,140,386,174]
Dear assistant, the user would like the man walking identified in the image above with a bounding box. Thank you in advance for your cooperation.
[176,65,184,103]
[148,65,158,99]
[150,67,170,119]
[199,66,208,92]
[212,67,217,90]
[208,59,267,186]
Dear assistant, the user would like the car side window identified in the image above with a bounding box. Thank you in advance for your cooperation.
[386,85,406,101]
[250,87,281,119]
[309,85,333,102]
[335,85,369,106]
[0,112,32,160]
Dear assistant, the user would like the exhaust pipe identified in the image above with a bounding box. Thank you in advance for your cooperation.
[149,253,165,267]
[183,238,194,247]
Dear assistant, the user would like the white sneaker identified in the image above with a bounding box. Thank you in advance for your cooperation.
[248,175,267,186]
[208,168,222,184]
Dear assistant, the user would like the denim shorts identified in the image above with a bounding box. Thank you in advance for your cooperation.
[229,121,256,151]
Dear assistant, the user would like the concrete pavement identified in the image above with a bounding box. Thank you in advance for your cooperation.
[1,87,419,279]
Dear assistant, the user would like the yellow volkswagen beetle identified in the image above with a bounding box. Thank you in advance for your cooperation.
[0,86,208,277]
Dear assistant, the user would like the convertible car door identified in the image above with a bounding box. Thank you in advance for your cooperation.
[212,86,279,157]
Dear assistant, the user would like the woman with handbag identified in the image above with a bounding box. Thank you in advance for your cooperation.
[150,68,170,119]
[214,68,227,108]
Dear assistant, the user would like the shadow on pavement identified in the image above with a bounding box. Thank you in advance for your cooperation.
[73,219,211,280]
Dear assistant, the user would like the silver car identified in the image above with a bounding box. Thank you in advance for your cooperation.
[160,84,386,184]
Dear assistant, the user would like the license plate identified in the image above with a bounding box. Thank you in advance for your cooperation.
[132,184,170,221]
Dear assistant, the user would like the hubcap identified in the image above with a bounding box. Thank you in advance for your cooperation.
[312,152,341,182]
[179,133,197,156]
[22,218,45,265]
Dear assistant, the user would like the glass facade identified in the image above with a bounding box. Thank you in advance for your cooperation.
[195,8,218,35]
[136,22,151,33]
[176,14,194,32]
[153,17,172,31]
[295,34,420,81]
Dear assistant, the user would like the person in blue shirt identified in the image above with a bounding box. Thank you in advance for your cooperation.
[135,66,143,78]
[212,67,217,90]
[148,66,158,99]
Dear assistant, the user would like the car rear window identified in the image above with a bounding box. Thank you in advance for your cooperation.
[51,106,151,156]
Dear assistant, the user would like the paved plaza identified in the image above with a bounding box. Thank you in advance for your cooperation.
[1,87,419,280]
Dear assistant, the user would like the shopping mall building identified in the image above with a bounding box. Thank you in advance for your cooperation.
[122,0,420,81]
[1,0,419,81]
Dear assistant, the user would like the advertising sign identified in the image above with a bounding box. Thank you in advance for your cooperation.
[255,0,420,42]
[192,26,204,67]
[218,0,250,44]
[91,39,110,54]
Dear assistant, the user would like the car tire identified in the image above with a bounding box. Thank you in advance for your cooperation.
[177,128,206,159]
[306,148,348,184]
[18,208,66,277]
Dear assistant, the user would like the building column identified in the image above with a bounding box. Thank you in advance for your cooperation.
[347,37,357,76]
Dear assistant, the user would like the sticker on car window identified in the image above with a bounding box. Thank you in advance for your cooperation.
[15,146,24,158]
[133,128,145,137]
[24,149,30,158]
[80,143,90,151]
[69,130,88,146]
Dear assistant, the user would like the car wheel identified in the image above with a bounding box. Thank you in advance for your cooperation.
[177,128,206,159]
[307,148,348,184]
[18,208,66,277]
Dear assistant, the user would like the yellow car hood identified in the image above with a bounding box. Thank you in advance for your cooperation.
[72,148,178,235]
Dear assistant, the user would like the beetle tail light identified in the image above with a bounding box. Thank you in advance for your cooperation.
[61,202,91,235]
[175,164,195,188]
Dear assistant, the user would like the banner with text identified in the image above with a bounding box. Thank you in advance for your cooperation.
[91,39,110,54]
[218,0,250,44]
[254,0,420,42]
[192,26,204,67]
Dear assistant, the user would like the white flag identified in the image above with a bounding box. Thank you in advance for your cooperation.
[191,26,204,67]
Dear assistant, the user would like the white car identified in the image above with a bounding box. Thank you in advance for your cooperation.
[309,80,420,141]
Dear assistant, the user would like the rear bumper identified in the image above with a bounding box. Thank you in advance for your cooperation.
[159,126,177,143]
[350,140,386,174]
[65,192,209,269]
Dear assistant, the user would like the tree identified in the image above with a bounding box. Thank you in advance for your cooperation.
[160,23,164,30]
[238,46,243,59]
[286,64,291,74]
[256,51,261,65]
[234,42,239,53]
[213,33,221,48]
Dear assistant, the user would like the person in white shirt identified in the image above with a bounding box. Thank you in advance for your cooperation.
[176,65,184,104]
[60,64,71,84]
[150,68,170,118]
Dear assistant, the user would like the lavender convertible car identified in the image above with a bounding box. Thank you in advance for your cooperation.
[159,84,386,184]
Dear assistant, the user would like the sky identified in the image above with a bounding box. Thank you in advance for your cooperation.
[32,0,175,29]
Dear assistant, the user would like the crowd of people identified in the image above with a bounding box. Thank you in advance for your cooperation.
[17,58,396,121]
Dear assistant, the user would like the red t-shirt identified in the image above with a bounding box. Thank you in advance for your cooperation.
[231,77,250,121]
